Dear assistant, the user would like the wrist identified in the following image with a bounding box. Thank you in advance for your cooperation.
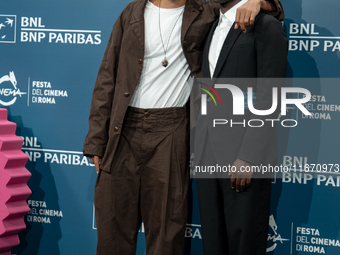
[260,0,275,12]
[259,0,264,8]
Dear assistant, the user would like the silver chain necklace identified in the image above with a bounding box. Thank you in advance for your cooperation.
[158,0,184,67]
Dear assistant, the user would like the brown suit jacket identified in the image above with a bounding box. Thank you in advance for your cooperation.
[83,0,284,173]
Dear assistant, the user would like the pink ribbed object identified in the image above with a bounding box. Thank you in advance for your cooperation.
[0,108,32,255]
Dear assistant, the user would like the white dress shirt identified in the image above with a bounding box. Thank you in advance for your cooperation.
[209,0,248,78]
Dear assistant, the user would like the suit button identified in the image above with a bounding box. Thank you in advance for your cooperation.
[124,92,130,97]
[144,112,150,117]
[183,40,187,45]
[114,127,119,132]
[138,59,143,64]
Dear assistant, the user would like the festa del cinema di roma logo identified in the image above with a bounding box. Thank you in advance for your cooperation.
[0,71,26,106]
[198,82,312,127]
[267,215,289,252]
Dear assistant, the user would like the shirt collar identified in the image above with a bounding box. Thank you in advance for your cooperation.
[219,0,248,25]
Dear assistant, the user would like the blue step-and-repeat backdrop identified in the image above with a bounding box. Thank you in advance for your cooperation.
[1,0,340,254]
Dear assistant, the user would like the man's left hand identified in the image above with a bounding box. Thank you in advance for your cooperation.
[228,158,253,192]
[235,0,262,32]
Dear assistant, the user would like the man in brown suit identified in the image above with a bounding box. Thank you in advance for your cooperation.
[83,0,284,254]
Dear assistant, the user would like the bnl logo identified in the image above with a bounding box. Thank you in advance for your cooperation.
[199,83,312,117]
[0,15,16,43]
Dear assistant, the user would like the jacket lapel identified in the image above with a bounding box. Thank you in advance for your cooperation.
[130,0,148,48]
[202,19,219,78]
[181,0,203,40]
[213,23,242,78]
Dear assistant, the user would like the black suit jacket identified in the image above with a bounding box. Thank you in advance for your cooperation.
[194,12,288,168]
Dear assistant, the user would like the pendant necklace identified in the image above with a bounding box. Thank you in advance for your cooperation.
[158,0,184,67]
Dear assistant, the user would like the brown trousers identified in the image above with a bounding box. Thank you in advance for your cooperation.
[94,106,189,255]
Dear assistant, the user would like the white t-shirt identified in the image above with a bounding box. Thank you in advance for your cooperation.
[129,0,192,109]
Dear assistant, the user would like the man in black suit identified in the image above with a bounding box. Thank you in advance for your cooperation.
[194,0,288,254]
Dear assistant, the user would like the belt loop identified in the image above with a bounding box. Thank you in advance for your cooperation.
[175,107,180,122]
[170,107,174,124]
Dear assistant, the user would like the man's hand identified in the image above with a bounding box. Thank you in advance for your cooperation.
[228,158,253,192]
[235,0,274,32]
[89,155,102,174]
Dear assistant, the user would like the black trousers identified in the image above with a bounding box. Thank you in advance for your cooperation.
[94,106,189,255]
[197,177,271,255]
[195,136,272,255]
